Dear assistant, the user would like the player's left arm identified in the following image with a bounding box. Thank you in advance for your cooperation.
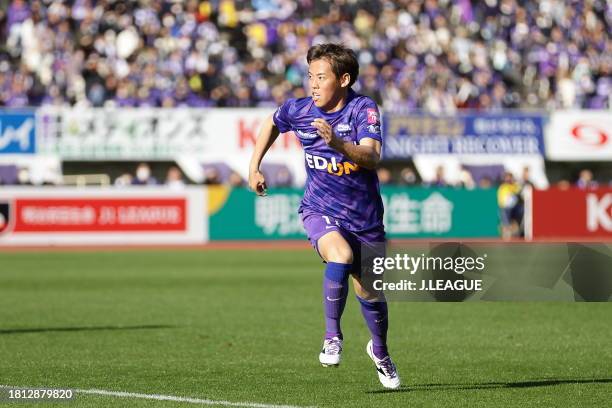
[311,118,381,170]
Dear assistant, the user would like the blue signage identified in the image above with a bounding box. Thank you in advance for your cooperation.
[383,113,545,158]
[0,112,36,154]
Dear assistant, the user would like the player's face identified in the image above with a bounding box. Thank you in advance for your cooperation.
[308,59,346,111]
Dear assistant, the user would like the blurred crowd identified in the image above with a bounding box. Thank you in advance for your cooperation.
[376,165,602,190]
[1,0,610,110]
[112,162,247,188]
[0,160,606,192]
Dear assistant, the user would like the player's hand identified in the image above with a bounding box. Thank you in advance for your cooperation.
[311,119,345,152]
[248,170,267,196]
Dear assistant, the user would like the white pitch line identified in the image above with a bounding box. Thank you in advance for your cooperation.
[0,385,315,408]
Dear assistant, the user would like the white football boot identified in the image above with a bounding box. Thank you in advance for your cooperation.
[366,340,401,389]
[319,336,342,367]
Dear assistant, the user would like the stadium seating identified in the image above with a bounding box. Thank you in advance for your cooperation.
[1,0,608,110]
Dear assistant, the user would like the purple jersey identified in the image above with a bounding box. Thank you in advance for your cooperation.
[273,90,385,235]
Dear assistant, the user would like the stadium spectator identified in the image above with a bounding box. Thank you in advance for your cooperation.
[520,166,534,189]
[114,172,133,187]
[479,177,493,189]
[0,0,608,110]
[576,169,599,189]
[228,171,245,187]
[458,167,476,189]
[427,165,448,187]
[497,171,521,239]
[399,167,418,185]
[515,166,534,236]
[377,167,392,185]
[557,179,572,190]
[203,167,222,185]
[165,166,185,189]
[131,163,158,186]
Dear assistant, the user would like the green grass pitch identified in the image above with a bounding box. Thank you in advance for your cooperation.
[0,249,610,407]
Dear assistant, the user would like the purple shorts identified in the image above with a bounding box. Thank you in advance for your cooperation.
[301,212,385,273]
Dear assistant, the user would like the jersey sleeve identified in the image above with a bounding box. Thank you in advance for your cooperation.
[355,100,383,143]
[272,99,294,133]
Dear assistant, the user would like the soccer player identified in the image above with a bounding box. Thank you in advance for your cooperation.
[248,43,400,389]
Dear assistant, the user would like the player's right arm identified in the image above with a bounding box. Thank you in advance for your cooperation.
[248,114,280,196]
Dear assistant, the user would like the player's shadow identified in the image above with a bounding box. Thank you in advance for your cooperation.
[0,324,177,335]
[366,377,612,394]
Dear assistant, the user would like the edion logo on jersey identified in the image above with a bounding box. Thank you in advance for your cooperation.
[304,153,359,176]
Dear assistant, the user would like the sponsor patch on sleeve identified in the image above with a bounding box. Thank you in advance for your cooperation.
[367,108,378,124]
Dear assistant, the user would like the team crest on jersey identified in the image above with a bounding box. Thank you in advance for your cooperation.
[367,108,378,124]
[0,201,12,235]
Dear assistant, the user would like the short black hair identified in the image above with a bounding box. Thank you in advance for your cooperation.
[306,43,359,88]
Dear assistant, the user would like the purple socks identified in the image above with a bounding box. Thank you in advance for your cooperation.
[323,262,351,339]
[357,296,389,359]
[322,262,390,359]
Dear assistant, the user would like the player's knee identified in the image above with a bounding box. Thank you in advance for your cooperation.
[320,243,353,264]
[325,245,353,264]
[318,233,354,264]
